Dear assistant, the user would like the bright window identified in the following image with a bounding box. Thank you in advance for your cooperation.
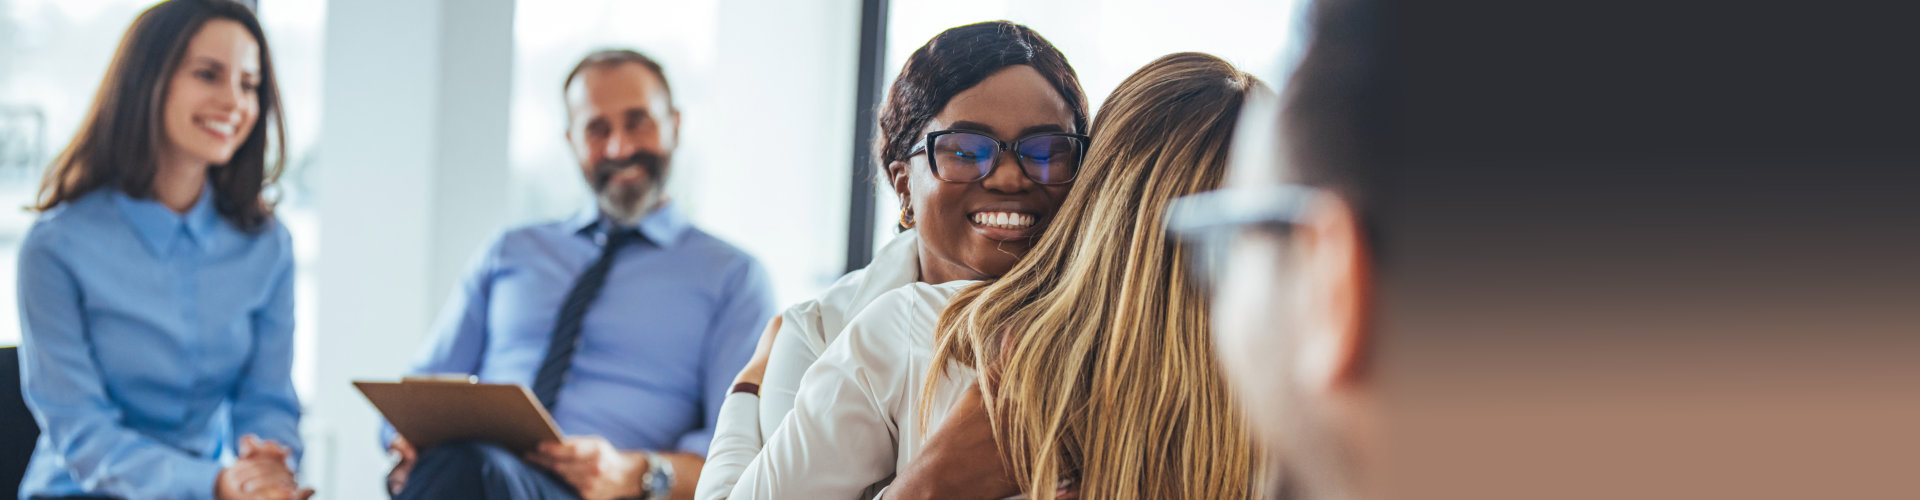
[0,0,165,346]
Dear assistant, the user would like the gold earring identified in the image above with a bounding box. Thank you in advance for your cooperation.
[899,209,915,229]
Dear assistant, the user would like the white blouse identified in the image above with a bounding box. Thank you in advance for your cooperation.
[725,281,981,499]
[696,231,922,500]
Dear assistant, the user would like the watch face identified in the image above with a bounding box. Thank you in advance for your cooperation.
[644,452,673,499]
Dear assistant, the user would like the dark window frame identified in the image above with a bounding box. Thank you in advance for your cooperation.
[843,0,890,273]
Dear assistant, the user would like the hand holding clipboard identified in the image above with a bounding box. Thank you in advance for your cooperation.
[355,376,563,454]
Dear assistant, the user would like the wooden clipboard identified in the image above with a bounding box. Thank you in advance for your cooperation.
[354,376,563,453]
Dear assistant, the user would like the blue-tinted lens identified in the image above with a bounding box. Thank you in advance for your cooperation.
[1016,135,1082,184]
[931,132,998,181]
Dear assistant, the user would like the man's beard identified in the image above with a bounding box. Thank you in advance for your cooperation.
[591,150,669,224]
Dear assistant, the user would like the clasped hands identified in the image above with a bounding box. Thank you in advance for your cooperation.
[216,434,313,500]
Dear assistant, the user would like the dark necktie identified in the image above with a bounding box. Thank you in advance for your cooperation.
[531,229,641,410]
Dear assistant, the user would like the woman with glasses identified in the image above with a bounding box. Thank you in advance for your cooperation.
[696,20,1090,500]
[15,1,310,499]
[717,53,1268,499]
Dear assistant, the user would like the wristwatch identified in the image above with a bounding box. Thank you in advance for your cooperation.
[635,451,674,500]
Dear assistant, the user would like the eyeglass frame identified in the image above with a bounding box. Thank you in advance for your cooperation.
[1164,184,1325,286]
[905,129,1092,185]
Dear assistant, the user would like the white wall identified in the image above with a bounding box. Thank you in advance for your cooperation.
[686,0,860,303]
[309,0,513,498]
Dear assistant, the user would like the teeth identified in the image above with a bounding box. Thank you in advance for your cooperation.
[202,119,235,135]
[971,211,1035,229]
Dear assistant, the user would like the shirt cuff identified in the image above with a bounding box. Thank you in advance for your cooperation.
[379,421,398,450]
[173,455,227,500]
[715,392,763,448]
[693,392,763,500]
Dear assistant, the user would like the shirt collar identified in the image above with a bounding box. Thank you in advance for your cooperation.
[569,200,689,247]
[113,182,220,256]
[851,229,921,299]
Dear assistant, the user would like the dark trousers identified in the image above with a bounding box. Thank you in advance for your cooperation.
[395,441,582,500]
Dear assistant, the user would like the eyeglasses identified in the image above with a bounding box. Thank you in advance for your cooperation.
[907,130,1090,185]
[1165,184,1324,286]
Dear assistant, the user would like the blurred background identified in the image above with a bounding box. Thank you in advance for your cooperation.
[0,0,1293,497]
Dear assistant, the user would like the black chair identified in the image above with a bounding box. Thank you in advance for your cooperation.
[3,346,41,498]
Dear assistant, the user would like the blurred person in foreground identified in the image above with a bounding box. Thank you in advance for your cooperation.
[1174,0,1917,498]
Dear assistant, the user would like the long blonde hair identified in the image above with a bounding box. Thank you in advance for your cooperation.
[925,52,1268,500]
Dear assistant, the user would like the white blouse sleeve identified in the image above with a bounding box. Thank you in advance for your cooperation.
[725,291,921,499]
[693,391,763,500]
[757,307,829,438]
[696,305,824,500]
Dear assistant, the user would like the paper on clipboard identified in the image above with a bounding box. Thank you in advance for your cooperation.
[354,377,563,453]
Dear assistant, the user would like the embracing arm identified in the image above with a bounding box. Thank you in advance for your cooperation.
[693,313,786,500]
[725,312,908,499]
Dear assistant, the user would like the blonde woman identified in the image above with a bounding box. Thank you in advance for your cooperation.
[725,52,1266,500]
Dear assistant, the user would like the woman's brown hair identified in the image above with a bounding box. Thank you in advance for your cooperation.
[925,52,1270,500]
[34,0,285,232]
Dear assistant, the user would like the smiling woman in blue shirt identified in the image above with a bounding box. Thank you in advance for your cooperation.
[16,1,310,499]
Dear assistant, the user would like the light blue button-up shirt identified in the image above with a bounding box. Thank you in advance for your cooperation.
[16,185,301,500]
[386,202,774,455]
